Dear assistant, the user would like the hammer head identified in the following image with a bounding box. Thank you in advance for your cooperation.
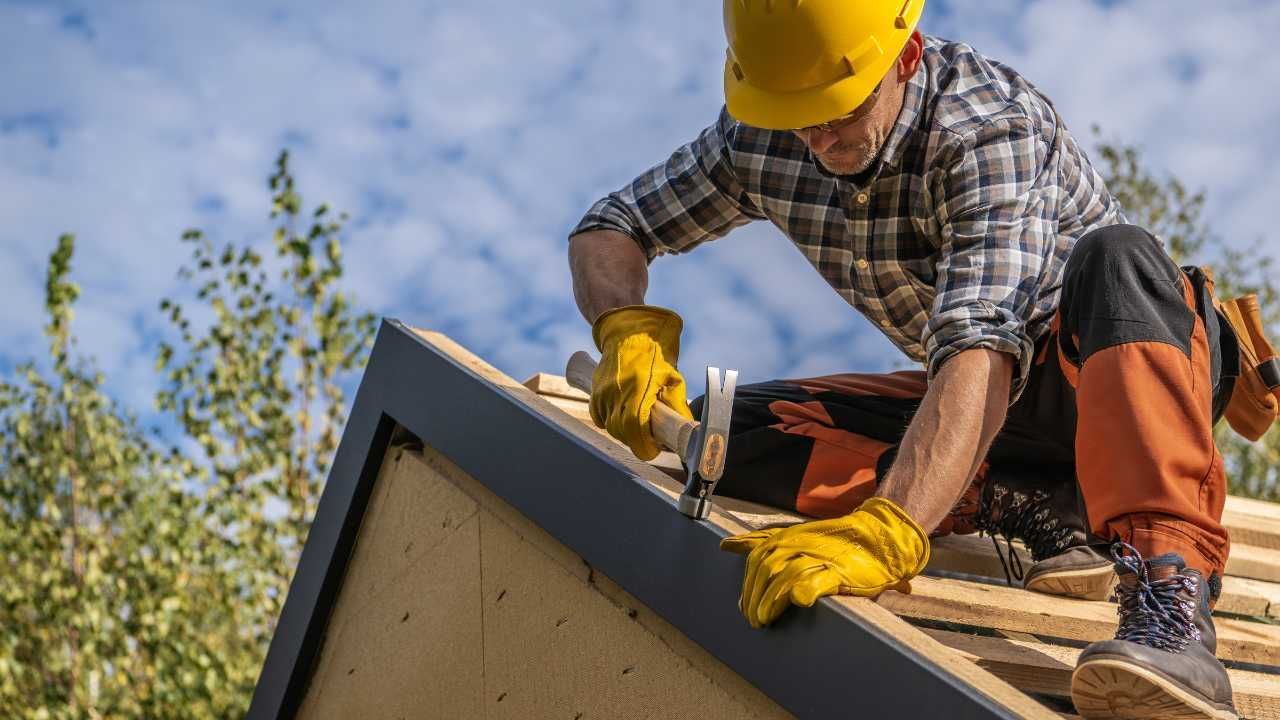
[677,366,738,519]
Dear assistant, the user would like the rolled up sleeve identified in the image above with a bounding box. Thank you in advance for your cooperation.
[570,107,764,261]
[923,117,1054,402]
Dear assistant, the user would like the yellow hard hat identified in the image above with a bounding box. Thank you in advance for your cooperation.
[723,0,926,130]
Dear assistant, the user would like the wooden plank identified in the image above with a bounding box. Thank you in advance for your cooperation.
[1223,503,1280,550]
[409,335,1060,719]
[878,575,1280,668]
[1225,541,1280,583]
[929,534,1280,619]
[521,372,591,402]
[536,393,595,426]
[924,629,1280,720]
[1227,576,1280,620]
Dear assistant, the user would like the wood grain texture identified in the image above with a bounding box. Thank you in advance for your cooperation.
[929,533,1280,619]
[521,372,590,402]
[924,629,1280,720]
[878,575,1280,668]
[1224,496,1280,550]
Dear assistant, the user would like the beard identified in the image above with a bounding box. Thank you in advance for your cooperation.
[814,137,882,175]
[812,120,894,176]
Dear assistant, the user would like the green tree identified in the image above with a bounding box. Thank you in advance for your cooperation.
[155,150,376,642]
[0,150,376,718]
[0,235,253,717]
[1095,133,1280,500]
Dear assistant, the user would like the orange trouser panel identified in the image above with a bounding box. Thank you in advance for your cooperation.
[1058,226,1229,576]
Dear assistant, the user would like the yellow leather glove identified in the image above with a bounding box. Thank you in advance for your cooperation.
[590,305,696,461]
[719,496,930,628]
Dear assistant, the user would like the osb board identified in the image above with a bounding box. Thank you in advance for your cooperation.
[299,445,792,720]
[297,447,485,719]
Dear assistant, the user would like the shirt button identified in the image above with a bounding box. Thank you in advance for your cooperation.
[856,192,870,205]
[879,319,892,329]
[855,258,869,270]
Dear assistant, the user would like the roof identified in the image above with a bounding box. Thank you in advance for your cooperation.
[248,320,1280,719]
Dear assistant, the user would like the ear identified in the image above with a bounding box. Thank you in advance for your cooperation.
[897,31,925,82]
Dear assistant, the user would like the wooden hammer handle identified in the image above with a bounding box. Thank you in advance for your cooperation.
[565,350,697,457]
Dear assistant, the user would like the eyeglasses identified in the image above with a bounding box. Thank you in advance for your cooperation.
[795,80,884,135]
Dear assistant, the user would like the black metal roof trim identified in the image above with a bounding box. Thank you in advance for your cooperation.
[248,319,1015,719]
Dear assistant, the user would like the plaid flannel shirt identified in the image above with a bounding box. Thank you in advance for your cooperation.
[571,36,1124,400]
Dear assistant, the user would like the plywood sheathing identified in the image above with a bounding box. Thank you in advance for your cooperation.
[298,444,792,720]
[297,446,485,719]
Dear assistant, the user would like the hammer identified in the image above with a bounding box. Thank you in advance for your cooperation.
[565,351,738,519]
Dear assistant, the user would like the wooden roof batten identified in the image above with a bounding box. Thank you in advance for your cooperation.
[249,321,1280,719]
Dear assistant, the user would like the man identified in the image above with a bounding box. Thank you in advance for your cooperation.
[567,2,1237,718]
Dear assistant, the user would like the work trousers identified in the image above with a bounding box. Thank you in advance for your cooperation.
[691,224,1233,577]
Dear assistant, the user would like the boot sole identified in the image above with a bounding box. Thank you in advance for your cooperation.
[1071,657,1237,719]
[1024,563,1117,601]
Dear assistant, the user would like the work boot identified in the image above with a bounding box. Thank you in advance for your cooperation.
[973,466,1116,600]
[1071,543,1236,719]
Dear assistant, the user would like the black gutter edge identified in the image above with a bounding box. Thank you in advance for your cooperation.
[248,319,1016,719]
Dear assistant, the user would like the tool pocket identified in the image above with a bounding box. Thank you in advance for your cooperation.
[1221,293,1280,440]
[1196,266,1280,441]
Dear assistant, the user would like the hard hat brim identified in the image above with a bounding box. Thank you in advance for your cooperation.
[725,64,888,131]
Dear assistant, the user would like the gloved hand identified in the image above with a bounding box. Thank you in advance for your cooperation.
[720,496,930,628]
[590,305,696,461]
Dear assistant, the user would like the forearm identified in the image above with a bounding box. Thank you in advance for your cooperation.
[568,230,650,323]
[877,348,1014,532]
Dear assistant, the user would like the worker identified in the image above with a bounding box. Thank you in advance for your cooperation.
[567,2,1238,718]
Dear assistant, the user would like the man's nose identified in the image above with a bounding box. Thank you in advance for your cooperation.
[804,129,839,154]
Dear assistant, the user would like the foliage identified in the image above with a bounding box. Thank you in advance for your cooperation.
[155,150,376,620]
[1095,132,1280,500]
[0,151,376,717]
[0,236,253,717]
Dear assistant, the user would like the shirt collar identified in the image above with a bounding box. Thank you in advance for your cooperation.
[878,61,928,171]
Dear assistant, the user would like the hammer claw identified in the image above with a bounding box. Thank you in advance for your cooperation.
[679,366,738,519]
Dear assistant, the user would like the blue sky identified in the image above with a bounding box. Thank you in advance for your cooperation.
[2,0,1278,426]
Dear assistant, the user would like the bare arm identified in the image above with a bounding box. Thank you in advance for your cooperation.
[568,230,650,324]
[877,348,1014,532]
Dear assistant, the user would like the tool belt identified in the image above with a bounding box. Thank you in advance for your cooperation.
[1199,267,1280,441]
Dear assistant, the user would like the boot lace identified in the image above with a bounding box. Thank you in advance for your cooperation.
[1111,542,1201,652]
[976,484,1074,585]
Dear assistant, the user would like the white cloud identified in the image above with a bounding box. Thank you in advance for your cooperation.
[1,0,1276,429]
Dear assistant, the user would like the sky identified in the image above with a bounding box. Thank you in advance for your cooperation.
[2,0,1278,430]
